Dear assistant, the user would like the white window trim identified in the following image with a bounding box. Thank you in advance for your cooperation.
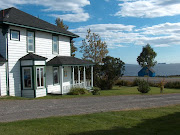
[22,67,32,89]
[36,67,45,89]
[27,31,35,53]
[10,30,20,41]
[52,35,59,54]
[53,67,59,85]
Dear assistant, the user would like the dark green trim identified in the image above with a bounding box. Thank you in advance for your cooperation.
[10,29,20,41]
[3,22,78,38]
[47,64,95,67]
[26,30,35,53]
[45,62,47,95]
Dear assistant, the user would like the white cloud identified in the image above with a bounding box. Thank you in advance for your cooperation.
[70,22,180,48]
[115,0,180,18]
[50,13,90,22]
[0,0,90,22]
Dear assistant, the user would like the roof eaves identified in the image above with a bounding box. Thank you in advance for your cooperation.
[3,21,79,38]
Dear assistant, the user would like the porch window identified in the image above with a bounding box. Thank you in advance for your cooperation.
[36,67,44,88]
[27,31,35,52]
[52,36,58,54]
[53,67,59,84]
[64,70,67,77]
[10,30,20,41]
[22,67,32,89]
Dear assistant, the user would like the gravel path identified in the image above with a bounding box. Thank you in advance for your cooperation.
[0,94,180,122]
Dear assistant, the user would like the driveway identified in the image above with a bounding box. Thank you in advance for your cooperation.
[0,94,180,122]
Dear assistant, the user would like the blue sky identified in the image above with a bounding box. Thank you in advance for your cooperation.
[1,0,180,64]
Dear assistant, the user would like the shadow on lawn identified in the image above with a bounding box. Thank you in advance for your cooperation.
[72,112,180,135]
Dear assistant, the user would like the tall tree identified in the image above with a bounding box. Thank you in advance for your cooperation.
[55,18,69,30]
[137,44,157,68]
[55,18,77,56]
[80,29,108,64]
[97,56,125,90]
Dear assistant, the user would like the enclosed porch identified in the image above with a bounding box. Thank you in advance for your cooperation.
[46,56,94,94]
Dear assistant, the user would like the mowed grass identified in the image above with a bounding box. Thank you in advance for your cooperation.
[1,86,180,100]
[0,105,179,135]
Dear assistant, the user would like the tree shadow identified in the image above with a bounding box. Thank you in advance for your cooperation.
[71,112,180,135]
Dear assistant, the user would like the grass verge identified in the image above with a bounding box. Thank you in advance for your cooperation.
[0,105,179,135]
[0,86,180,100]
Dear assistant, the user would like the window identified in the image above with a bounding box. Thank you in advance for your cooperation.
[22,67,32,89]
[36,67,44,88]
[53,67,59,84]
[10,30,20,41]
[64,70,67,77]
[52,36,58,54]
[27,31,35,52]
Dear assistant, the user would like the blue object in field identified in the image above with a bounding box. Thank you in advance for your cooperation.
[138,66,156,77]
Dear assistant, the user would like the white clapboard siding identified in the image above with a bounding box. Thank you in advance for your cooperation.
[46,66,61,94]
[8,26,27,97]
[22,90,34,98]
[36,88,46,97]
[0,63,7,96]
[6,25,71,97]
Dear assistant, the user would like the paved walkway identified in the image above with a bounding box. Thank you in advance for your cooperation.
[0,94,180,122]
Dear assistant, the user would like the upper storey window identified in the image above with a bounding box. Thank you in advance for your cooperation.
[10,30,20,41]
[27,31,35,52]
[52,36,59,54]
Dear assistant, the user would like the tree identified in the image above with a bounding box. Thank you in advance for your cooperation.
[97,56,125,90]
[80,29,108,64]
[137,44,157,68]
[55,18,69,30]
[55,17,77,56]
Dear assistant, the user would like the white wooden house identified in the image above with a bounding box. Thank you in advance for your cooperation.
[0,7,94,98]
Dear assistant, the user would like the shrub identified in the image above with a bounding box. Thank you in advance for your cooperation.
[132,78,141,86]
[115,80,130,86]
[91,87,100,95]
[68,87,89,95]
[164,81,180,89]
[137,80,151,93]
[96,77,114,90]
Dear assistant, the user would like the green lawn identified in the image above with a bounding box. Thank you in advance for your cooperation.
[1,86,180,100]
[0,105,179,135]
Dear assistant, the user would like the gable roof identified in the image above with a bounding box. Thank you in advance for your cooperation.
[0,54,7,63]
[47,56,94,66]
[139,66,155,73]
[20,53,47,61]
[0,7,79,38]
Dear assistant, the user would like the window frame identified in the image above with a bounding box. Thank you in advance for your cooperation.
[10,29,20,41]
[53,67,59,85]
[22,67,32,90]
[36,67,45,89]
[52,35,59,54]
[27,30,35,53]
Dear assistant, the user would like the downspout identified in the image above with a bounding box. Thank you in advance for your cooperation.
[6,28,10,96]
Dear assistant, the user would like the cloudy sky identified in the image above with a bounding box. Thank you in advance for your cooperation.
[1,0,180,64]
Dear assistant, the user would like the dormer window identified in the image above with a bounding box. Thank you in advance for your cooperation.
[10,30,20,41]
[27,31,35,52]
[52,36,59,54]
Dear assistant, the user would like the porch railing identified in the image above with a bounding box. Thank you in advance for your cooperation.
[63,80,92,93]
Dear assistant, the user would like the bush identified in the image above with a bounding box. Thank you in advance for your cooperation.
[68,87,89,95]
[132,78,141,86]
[91,87,100,95]
[164,81,180,89]
[115,80,130,86]
[137,80,151,93]
[96,77,114,90]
